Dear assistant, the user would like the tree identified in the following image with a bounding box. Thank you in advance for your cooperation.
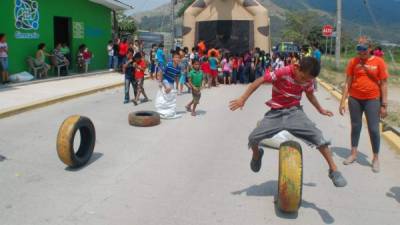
[177,0,195,17]
[281,11,323,45]
[307,26,323,46]
[117,12,137,35]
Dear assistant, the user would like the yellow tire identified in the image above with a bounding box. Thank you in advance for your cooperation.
[277,141,303,213]
[56,115,96,168]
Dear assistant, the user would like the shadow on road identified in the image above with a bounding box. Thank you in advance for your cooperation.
[0,85,17,92]
[176,111,188,115]
[0,154,6,162]
[196,110,207,116]
[232,180,335,223]
[302,200,335,224]
[303,182,317,187]
[386,187,400,203]
[231,180,277,197]
[331,147,370,167]
[65,152,103,172]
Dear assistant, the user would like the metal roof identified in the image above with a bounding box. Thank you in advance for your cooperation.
[89,0,133,10]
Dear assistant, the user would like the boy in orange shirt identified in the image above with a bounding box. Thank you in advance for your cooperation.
[134,52,149,105]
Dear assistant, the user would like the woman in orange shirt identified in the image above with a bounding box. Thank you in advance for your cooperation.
[339,42,389,173]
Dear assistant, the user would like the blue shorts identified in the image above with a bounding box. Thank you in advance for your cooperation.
[156,63,165,74]
[150,63,156,73]
[179,74,187,84]
[0,57,8,71]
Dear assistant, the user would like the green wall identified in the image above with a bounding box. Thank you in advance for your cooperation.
[0,0,112,74]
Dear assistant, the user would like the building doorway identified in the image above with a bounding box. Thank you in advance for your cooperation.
[54,17,72,48]
[196,20,253,55]
[54,16,72,70]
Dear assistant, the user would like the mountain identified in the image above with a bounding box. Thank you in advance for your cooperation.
[125,0,169,13]
[269,0,400,26]
[132,0,400,43]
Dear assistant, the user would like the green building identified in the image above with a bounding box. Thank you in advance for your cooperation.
[0,0,132,75]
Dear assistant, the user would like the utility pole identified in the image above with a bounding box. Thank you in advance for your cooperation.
[171,0,175,49]
[335,0,342,69]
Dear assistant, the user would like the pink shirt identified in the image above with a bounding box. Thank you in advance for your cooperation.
[264,65,314,109]
[222,58,232,72]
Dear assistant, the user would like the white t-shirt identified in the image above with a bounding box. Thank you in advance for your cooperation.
[274,58,284,70]
[107,44,113,56]
[0,42,8,58]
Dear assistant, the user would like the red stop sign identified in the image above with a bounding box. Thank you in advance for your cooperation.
[322,25,333,37]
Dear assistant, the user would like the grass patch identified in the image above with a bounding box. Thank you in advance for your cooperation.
[322,57,400,85]
[319,65,400,128]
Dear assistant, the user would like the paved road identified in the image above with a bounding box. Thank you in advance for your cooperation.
[0,80,399,225]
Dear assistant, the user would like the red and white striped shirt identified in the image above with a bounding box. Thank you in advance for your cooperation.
[264,65,314,109]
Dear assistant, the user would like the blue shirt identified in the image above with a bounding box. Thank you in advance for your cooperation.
[180,57,189,75]
[163,62,181,84]
[156,48,165,65]
[209,57,218,70]
[124,60,134,79]
[313,49,321,63]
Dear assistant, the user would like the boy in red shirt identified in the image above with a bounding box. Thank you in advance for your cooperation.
[118,39,129,72]
[201,56,211,88]
[230,57,347,187]
[232,55,239,84]
[134,52,149,105]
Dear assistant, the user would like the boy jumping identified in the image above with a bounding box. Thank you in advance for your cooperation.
[186,59,203,116]
[229,57,347,187]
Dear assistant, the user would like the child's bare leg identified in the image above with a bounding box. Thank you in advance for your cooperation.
[319,145,347,187]
[179,83,183,93]
[192,103,198,116]
[142,88,148,100]
[135,88,141,102]
[186,100,193,112]
[251,145,261,160]
[318,145,337,171]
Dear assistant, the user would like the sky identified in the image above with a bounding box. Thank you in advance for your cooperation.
[124,0,170,13]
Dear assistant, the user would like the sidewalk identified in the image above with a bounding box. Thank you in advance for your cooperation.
[0,72,124,119]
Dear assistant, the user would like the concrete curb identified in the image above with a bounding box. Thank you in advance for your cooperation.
[317,78,400,153]
[0,81,124,119]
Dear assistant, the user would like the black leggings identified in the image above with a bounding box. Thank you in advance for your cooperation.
[348,96,381,154]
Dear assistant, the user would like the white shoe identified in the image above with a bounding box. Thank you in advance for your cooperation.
[109,69,113,72]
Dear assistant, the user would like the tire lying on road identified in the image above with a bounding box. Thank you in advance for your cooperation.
[128,111,161,127]
[56,115,96,168]
[277,140,303,213]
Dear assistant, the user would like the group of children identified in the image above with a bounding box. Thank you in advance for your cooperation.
[123,49,149,105]
[122,39,357,188]
[153,48,204,117]
[188,47,274,86]
[0,33,9,84]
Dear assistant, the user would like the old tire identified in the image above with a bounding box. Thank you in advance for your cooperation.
[56,115,96,168]
[129,111,160,127]
[277,141,303,213]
